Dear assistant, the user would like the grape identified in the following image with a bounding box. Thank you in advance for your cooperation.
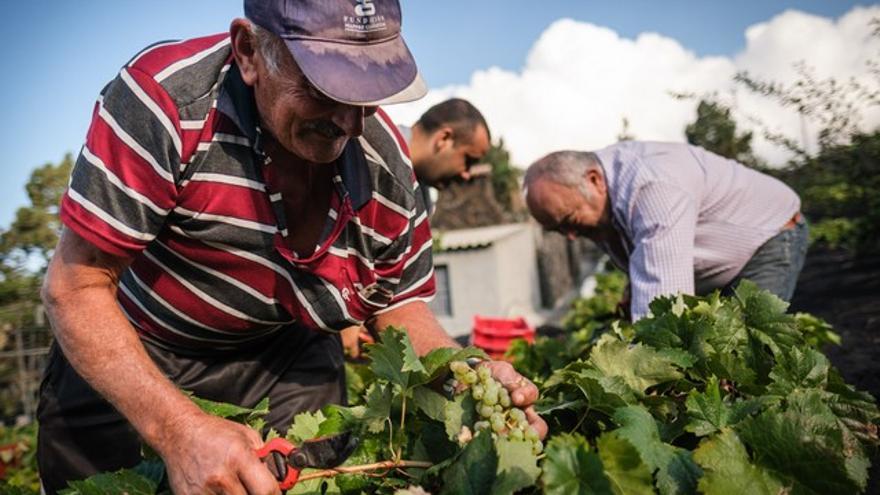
[532,440,543,455]
[474,421,490,431]
[477,366,492,382]
[524,426,540,442]
[509,408,526,424]
[449,361,470,375]
[462,370,478,385]
[479,405,494,418]
[483,386,499,406]
[471,384,485,401]
[499,388,511,408]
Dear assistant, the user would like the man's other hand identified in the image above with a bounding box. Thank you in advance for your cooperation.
[340,325,374,359]
[480,360,548,440]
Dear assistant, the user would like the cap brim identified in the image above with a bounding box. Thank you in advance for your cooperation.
[285,34,427,106]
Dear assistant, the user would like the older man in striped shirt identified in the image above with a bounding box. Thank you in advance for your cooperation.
[37,1,544,493]
[524,141,808,321]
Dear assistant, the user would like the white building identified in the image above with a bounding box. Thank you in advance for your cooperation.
[429,223,545,338]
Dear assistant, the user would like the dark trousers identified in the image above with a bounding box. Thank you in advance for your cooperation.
[36,327,345,494]
[723,217,810,301]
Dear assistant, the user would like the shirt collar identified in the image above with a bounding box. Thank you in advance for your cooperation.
[217,63,372,211]
[217,64,261,149]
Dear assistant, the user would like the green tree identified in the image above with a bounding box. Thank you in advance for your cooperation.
[730,18,880,253]
[773,131,880,253]
[1,153,73,268]
[685,100,761,166]
[485,138,522,212]
[0,154,73,324]
[736,61,879,155]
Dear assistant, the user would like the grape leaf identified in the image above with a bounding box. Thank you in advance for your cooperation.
[492,438,541,494]
[543,360,595,388]
[685,376,765,436]
[824,370,880,446]
[444,393,478,441]
[367,327,426,389]
[589,334,687,396]
[703,352,758,391]
[188,395,269,430]
[535,397,587,415]
[417,346,487,386]
[632,312,689,351]
[733,281,791,326]
[361,383,394,433]
[596,432,654,495]
[692,429,786,495]
[316,404,358,438]
[738,402,866,494]
[734,281,800,355]
[612,406,701,495]
[439,432,498,495]
[59,470,158,495]
[793,312,841,347]
[412,419,458,464]
[766,347,830,396]
[345,362,371,405]
[541,433,613,495]
[286,410,326,444]
[413,387,447,423]
[574,372,636,416]
[695,295,750,356]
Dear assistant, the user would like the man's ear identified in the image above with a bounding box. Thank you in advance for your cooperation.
[230,18,259,86]
[585,168,607,195]
[433,126,455,152]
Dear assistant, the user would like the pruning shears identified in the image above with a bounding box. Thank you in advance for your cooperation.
[255,432,359,490]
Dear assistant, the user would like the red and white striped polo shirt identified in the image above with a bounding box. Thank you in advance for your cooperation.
[60,33,435,351]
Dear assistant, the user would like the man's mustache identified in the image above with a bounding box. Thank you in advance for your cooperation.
[303,120,345,139]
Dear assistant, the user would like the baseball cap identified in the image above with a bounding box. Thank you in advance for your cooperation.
[244,0,427,106]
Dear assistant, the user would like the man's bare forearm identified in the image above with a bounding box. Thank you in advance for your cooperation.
[42,229,203,456]
[369,300,459,355]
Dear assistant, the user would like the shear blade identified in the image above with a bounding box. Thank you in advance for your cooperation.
[291,432,359,469]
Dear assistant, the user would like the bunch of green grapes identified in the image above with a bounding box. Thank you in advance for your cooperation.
[449,361,543,455]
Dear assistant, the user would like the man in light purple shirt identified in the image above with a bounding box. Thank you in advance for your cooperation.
[523,141,808,321]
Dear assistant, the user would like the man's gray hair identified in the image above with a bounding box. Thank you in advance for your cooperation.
[249,22,288,75]
[523,150,602,200]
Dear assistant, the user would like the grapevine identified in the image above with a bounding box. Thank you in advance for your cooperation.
[52,281,879,495]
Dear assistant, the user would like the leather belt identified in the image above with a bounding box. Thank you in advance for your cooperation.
[782,212,803,230]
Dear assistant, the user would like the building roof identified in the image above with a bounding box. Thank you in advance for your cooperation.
[435,223,529,252]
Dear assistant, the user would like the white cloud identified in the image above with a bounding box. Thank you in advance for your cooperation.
[385,6,880,167]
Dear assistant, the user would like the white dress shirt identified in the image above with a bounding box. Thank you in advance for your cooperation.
[594,141,800,320]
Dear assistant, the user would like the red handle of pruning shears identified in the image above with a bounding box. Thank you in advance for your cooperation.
[255,438,301,490]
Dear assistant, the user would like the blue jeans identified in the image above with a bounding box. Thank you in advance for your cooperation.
[723,218,809,302]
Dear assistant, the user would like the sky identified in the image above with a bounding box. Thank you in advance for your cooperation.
[1,1,877,228]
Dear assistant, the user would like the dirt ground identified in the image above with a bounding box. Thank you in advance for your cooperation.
[788,247,880,494]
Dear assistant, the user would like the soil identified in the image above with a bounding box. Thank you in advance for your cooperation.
[788,247,880,494]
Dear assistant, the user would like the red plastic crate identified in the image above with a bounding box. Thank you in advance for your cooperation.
[471,315,535,359]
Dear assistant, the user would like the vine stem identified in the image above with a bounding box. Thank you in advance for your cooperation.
[396,395,408,461]
[298,460,434,482]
